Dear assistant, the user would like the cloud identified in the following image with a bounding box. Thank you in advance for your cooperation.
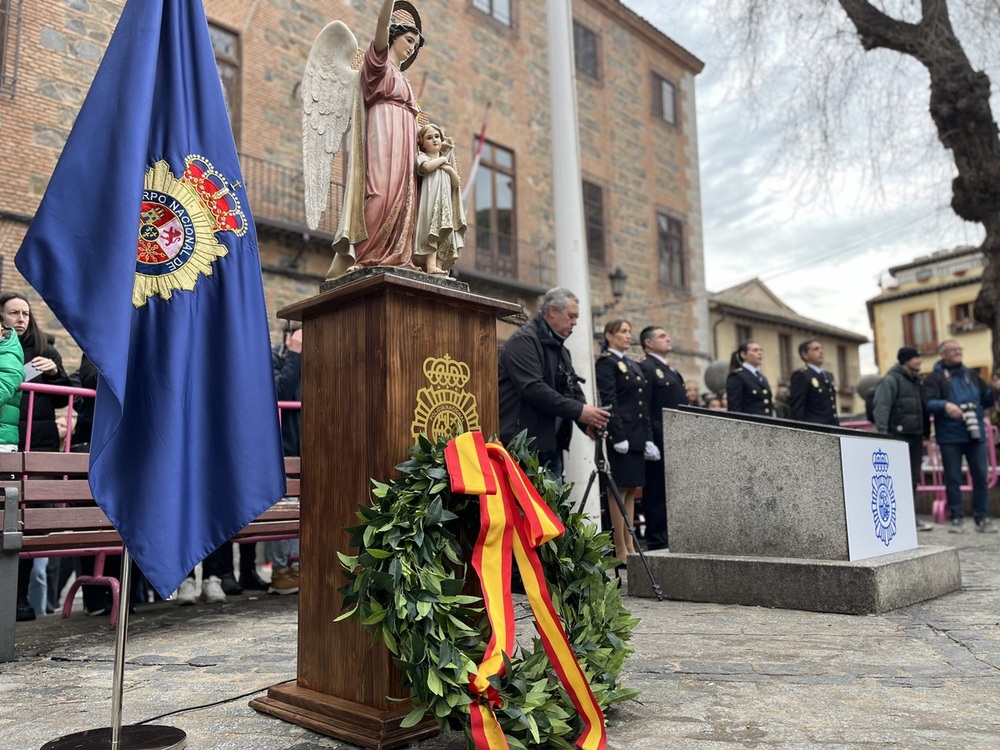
[622,0,986,371]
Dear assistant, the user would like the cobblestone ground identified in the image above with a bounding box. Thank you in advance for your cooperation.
[2,526,998,749]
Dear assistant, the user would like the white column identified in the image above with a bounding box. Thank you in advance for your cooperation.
[546,0,600,520]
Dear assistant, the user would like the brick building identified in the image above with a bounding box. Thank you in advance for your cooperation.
[0,0,708,378]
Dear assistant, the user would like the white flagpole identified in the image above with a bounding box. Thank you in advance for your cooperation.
[545,0,599,520]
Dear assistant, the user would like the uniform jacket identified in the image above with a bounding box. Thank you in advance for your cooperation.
[0,328,23,446]
[790,366,839,426]
[922,359,993,445]
[498,314,587,454]
[872,364,923,436]
[595,350,653,450]
[726,366,774,417]
[639,355,686,448]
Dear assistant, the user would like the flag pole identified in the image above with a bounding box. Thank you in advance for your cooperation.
[545,0,599,519]
[40,548,187,750]
[461,101,492,206]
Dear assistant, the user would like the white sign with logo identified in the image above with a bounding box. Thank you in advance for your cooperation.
[840,435,918,561]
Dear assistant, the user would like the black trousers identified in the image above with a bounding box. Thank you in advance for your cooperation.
[643,454,668,550]
[901,433,924,495]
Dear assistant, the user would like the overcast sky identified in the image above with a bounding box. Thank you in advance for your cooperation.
[620,1,986,373]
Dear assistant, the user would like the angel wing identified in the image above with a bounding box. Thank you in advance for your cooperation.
[302,21,360,231]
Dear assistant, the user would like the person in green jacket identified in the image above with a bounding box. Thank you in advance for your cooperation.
[0,323,28,619]
[0,323,22,447]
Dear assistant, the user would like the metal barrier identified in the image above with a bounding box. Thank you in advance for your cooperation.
[18,381,300,452]
[841,418,999,520]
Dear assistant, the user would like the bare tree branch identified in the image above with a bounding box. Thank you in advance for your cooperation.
[694,0,1000,366]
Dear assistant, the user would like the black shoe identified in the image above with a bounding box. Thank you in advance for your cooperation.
[239,569,269,592]
[219,573,243,596]
[16,599,36,622]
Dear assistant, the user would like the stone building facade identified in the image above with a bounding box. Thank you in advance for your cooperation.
[867,246,990,379]
[0,0,708,379]
[709,279,868,416]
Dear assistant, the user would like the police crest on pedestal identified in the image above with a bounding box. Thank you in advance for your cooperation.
[411,354,480,441]
[870,448,897,546]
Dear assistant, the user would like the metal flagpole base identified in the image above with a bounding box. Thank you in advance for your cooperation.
[40,725,187,749]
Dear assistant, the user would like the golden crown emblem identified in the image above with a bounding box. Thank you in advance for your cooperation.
[412,353,479,441]
[423,354,471,389]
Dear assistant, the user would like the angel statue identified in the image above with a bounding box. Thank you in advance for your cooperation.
[302,0,425,280]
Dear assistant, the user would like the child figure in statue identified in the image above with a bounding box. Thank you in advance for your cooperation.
[413,123,467,275]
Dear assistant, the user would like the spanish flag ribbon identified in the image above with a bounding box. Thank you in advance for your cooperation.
[445,432,607,750]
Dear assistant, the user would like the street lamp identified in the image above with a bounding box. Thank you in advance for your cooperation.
[592,265,628,325]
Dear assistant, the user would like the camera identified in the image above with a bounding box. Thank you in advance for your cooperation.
[559,366,584,395]
[958,402,982,441]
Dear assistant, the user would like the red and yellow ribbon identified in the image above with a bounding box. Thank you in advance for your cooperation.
[445,432,607,750]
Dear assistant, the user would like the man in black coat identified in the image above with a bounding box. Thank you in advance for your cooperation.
[498,288,609,477]
[790,339,839,426]
[638,326,686,549]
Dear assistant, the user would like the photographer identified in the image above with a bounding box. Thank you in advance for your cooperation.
[498,287,609,478]
[922,339,1000,534]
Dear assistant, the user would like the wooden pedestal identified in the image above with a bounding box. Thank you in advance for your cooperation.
[250,270,520,749]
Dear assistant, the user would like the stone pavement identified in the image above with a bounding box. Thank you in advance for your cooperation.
[2,524,999,750]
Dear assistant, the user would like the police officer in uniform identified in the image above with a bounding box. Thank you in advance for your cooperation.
[595,319,657,565]
[638,326,686,550]
[790,339,839,426]
[726,341,775,417]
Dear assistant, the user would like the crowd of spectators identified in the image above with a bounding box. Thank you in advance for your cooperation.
[6,291,303,621]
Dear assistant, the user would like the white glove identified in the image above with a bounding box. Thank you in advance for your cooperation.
[644,441,661,461]
[612,440,629,454]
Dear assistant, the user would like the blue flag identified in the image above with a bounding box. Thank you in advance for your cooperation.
[15,0,285,598]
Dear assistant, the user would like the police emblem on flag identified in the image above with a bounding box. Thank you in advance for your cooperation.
[134,155,247,307]
[870,448,897,546]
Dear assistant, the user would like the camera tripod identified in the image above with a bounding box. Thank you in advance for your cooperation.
[577,434,663,601]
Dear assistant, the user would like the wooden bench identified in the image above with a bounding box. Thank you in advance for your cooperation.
[0,451,300,661]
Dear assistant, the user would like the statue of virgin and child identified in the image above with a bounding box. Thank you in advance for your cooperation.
[302,0,466,281]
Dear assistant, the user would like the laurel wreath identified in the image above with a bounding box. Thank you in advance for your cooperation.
[337,431,639,749]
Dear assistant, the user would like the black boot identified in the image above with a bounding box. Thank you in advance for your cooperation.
[17,596,36,622]
[239,542,267,591]
[219,572,243,596]
[16,559,36,621]
[239,567,269,592]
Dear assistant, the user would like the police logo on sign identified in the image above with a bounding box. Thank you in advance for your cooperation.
[870,448,897,547]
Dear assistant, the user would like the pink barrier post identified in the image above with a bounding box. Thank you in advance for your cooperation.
[833,417,999,524]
